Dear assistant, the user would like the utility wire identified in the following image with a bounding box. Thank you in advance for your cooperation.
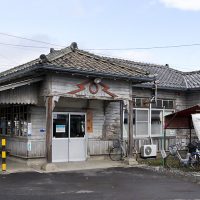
[0,42,51,49]
[1,41,200,50]
[0,32,200,50]
[85,43,200,51]
[0,32,65,48]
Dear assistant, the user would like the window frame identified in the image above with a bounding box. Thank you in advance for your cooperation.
[133,107,175,138]
[134,108,150,138]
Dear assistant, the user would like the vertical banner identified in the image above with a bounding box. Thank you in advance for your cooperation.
[87,110,93,133]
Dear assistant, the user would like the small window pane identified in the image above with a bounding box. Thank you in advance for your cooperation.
[136,110,148,121]
[124,110,128,124]
[135,99,141,107]
[157,100,162,108]
[163,100,168,109]
[136,122,148,136]
[168,101,174,109]
[142,99,149,108]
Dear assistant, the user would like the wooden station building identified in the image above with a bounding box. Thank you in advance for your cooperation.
[0,42,154,163]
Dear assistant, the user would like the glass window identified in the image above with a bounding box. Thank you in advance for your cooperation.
[163,100,168,108]
[124,110,128,124]
[137,110,148,121]
[151,110,163,136]
[135,99,141,107]
[70,115,85,138]
[135,110,149,137]
[168,101,174,109]
[157,100,163,108]
[0,105,28,137]
[53,114,69,138]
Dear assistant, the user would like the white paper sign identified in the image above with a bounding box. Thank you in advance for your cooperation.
[27,141,31,152]
[56,125,65,133]
[192,114,200,140]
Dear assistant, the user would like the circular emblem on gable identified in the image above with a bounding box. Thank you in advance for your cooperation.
[89,82,99,94]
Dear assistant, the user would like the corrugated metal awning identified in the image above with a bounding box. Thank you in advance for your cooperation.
[0,77,43,92]
[0,77,43,104]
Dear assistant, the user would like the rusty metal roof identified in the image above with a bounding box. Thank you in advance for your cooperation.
[165,104,200,129]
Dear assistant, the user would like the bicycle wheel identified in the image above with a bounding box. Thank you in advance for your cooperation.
[109,147,122,161]
[165,154,180,169]
[190,154,200,170]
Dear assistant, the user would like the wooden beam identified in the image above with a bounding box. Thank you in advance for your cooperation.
[120,100,124,140]
[46,96,53,163]
[128,100,133,157]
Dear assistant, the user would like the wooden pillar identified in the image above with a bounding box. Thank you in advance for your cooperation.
[120,100,124,140]
[46,96,54,163]
[127,100,133,157]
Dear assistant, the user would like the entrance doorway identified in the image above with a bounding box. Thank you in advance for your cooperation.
[52,112,86,162]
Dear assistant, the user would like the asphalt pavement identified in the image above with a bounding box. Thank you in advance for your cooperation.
[0,167,200,200]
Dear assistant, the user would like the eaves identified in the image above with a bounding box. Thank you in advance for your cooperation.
[132,84,188,91]
[0,64,155,85]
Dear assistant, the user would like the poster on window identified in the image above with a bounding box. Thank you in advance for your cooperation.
[56,125,66,133]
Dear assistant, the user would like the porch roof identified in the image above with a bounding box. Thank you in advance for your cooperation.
[165,104,200,129]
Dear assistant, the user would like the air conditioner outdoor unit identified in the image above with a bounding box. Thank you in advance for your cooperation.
[140,145,157,158]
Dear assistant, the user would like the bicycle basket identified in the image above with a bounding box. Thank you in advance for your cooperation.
[169,145,177,156]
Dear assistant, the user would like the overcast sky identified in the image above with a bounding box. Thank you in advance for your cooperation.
[0,0,200,72]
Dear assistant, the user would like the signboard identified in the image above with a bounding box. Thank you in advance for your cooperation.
[28,123,32,136]
[87,110,93,133]
[56,125,66,133]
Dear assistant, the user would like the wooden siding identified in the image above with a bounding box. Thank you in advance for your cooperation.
[30,106,46,138]
[27,139,45,158]
[88,138,113,155]
[0,136,46,158]
[0,136,28,157]
[43,74,131,100]
[186,91,200,108]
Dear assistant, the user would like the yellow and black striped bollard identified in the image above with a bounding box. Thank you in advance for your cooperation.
[1,139,6,171]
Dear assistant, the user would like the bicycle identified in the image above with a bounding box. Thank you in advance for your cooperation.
[109,138,138,161]
[165,142,200,170]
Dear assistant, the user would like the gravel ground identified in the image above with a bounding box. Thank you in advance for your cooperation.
[139,164,200,184]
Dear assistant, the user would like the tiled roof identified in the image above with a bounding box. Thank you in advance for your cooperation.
[0,43,153,83]
[183,71,200,89]
[104,57,200,90]
[0,42,199,90]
